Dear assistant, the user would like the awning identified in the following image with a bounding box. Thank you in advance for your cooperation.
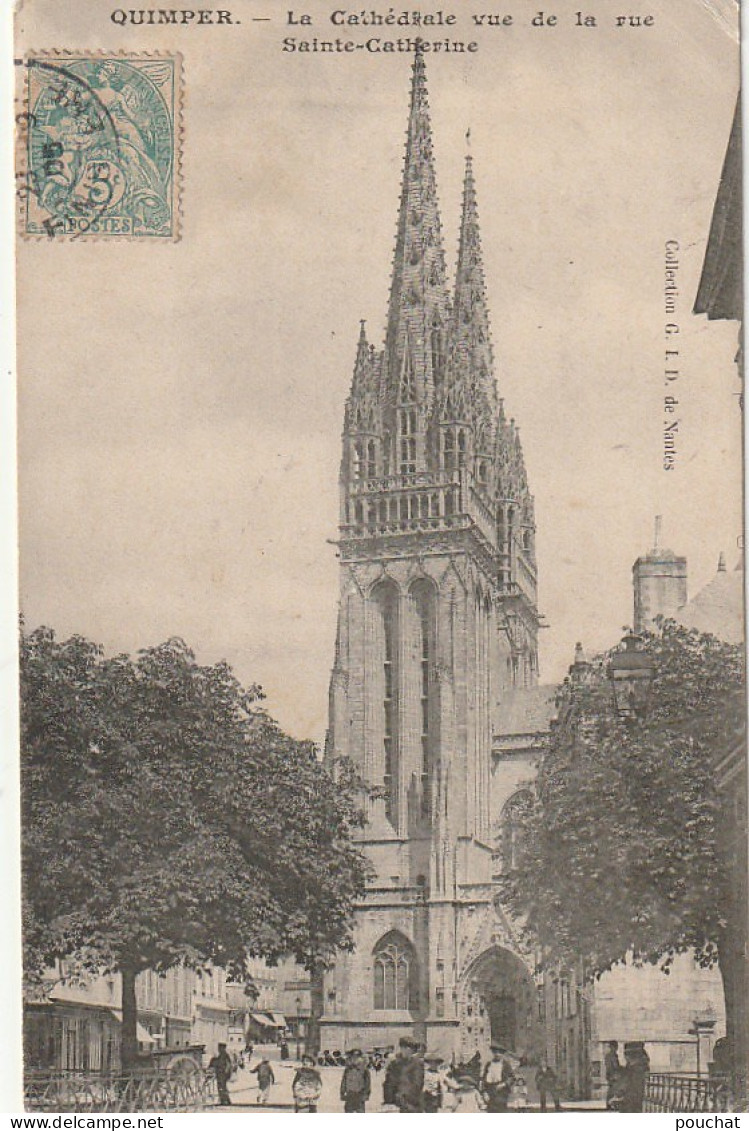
[250,1011,280,1028]
[107,1009,156,1045]
[267,1012,287,1028]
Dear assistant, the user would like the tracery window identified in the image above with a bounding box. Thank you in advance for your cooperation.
[373,932,416,1011]
[400,409,417,474]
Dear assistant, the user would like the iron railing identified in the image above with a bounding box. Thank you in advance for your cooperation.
[24,1068,218,1112]
[644,1073,732,1113]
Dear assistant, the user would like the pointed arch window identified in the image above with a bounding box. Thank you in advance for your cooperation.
[443,430,455,472]
[400,409,417,474]
[373,932,416,1011]
[353,441,363,481]
[367,440,377,478]
[498,790,533,873]
[399,351,416,404]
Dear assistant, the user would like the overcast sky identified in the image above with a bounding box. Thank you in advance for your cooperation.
[15,0,742,743]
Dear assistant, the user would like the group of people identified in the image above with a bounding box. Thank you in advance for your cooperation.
[604,1039,650,1113]
[380,1037,552,1113]
[209,1036,572,1112]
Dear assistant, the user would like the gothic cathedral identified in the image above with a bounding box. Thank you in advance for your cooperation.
[321,50,543,1060]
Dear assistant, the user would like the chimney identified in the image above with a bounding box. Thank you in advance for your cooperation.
[632,516,687,632]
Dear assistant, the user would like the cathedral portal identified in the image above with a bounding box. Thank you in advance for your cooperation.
[458,946,541,1064]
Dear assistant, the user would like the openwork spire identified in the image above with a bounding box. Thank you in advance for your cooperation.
[384,47,450,408]
[440,152,496,440]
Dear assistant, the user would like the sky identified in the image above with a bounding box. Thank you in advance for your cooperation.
[14,0,743,744]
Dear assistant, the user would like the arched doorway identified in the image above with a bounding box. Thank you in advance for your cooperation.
[458,946,541,1064]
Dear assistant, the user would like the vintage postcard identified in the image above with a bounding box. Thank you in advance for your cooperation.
[9,0,746,1115]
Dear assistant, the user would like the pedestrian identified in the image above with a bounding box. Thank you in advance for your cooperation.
[421,1050,447,1112]
[292,1053,323,1113]
[535,1062,561,1112]
[383,1041,404,1107]
[622,1042,650,1113]
[604,1040,622,1110]
[481,1043,515,1112]
[340,1048,371,1113]
[386,1037,424,1112]
[280,1039,290,1060]
[508,1070,529,1111]
[208,1042,233,1106]
[252,1056,275,1106]
[450,1074,486,1112]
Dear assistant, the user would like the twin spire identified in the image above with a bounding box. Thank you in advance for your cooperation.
[347,49,520,483]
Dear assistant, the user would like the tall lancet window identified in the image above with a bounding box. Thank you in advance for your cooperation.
[458,429,467,469]
[443,430,455,472]
[353,441,363,481]
[373,580,399,827]
[399,409,417,474]
[411,579,437,820]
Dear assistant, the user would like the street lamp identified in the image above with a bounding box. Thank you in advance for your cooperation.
[608,633,656,720]
[296,995,302,1061]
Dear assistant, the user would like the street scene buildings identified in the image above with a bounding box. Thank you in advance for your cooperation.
[18,34,744,1115]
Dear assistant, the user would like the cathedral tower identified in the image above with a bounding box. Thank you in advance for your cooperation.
[321,51,541,1057]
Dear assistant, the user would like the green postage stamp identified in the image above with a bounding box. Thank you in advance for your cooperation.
[18,53,182,239]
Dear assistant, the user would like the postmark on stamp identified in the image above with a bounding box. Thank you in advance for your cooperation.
[17,53,182,240]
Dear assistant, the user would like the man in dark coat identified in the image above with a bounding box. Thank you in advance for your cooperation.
[481,1044,515,1112]
[535,1062,561,1112]
[208,1042,233,1106]
[604,1041,622,1109]
[622,1042,650,1113]
[383,1047,402,1107]
[384,1038,423,1112]
[340,1048,372,1113]
[395,1039,424,1112]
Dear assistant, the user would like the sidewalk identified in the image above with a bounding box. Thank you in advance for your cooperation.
[211,1061,607,1113]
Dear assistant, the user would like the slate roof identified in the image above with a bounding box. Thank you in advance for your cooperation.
[676,557,744,644]
[496,685,557,739]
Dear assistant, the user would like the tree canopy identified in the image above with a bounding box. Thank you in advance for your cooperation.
[502,621,744,978]
[21,626,370,1060]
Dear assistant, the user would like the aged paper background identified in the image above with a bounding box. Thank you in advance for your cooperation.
[7,0,744,1108]
[14,0,742,744]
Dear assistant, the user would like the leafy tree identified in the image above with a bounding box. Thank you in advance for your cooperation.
[502,621,744,1060]
[21,627,370,1067]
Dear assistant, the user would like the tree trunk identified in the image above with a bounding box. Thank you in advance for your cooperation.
[308,960,324,1058]
[718,927,748,1105]
[120,963,140,1072]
